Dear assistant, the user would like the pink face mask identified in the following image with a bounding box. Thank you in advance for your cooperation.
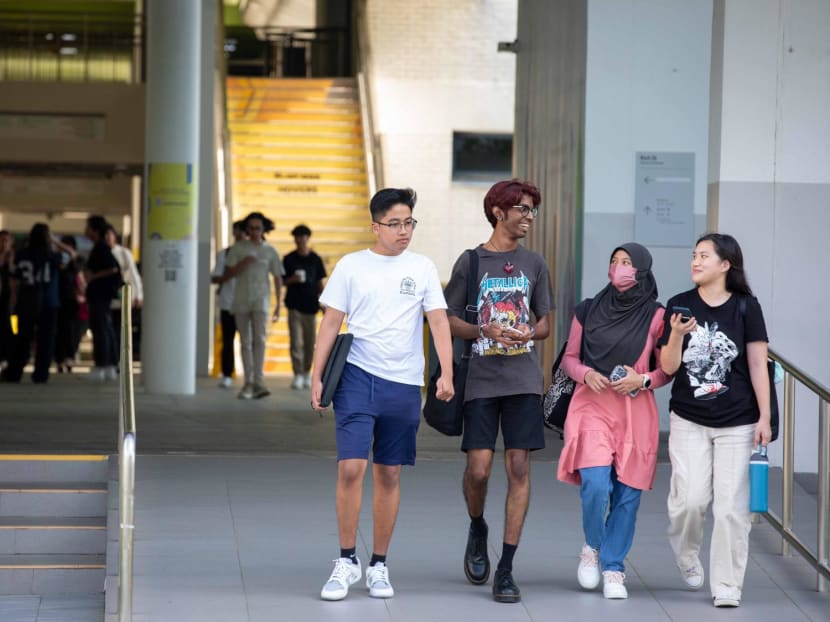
[608,264,638,292]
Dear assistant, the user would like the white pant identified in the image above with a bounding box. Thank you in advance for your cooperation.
[234,310,269,384]
[667,412,755,601]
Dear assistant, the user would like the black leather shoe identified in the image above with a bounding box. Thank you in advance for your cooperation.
[492,567,521,603]
[463,522,490,585]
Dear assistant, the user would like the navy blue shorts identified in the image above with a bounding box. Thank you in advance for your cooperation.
[461,393,545,452]
[333,363,422,466]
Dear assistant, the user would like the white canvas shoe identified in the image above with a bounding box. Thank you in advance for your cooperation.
[320,557,362,601]
[602,570,628,599]
[678,558,704,590]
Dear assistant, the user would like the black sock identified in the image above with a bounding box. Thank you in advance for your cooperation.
[370,553,387,567]
[340,547,358,564]
[469,514,488,536]
[497,543,517,571]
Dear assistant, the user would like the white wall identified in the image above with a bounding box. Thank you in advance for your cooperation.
[366,0,517,278]
[583,0,713,428]
[709,0,830,471]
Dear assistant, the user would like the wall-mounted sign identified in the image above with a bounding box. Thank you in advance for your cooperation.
[634,152,694,247]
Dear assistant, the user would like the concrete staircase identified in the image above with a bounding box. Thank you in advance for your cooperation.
[226,76,373,375]
[0,455,108,596]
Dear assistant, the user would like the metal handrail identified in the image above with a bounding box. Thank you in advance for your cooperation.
[764,348,830,592]
[355,0,383,193]
[117,284,136,621]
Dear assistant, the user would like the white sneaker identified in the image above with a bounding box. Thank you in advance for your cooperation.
[602,570,628,599]
[577,544,601,589]
[291,375,304,390]
[321,557,362,601]
[105,366,118,381]
[366,562,394,598]
[303,373,312,388]
[678,557,704,590]
[237,383,254,400]
[218,376,232,389]
[713,596,740,608]
[85,367,106,381]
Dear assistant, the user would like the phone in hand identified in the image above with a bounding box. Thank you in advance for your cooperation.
[672,306,692,323]
[610,364,639,398]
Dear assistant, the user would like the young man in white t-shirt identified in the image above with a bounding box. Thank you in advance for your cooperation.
[311,188,454,601]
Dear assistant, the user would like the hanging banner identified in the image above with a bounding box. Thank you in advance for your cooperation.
[146,163,197,241]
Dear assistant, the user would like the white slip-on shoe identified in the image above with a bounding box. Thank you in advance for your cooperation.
[713,596,740,608]
[321,557,362,601]
[577,544,601,590]
[602,570,628,599]
[366,562,394,598]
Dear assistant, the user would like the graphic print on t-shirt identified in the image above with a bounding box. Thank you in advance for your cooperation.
[473,271,532,357]
[682,321,739,400]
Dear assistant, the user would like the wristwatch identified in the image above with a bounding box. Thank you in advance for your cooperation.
[642,374,652,390]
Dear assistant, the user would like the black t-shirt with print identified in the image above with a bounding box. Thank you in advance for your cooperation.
[283,250,326,314]
[657,288,768,428]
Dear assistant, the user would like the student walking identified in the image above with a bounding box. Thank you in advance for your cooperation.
[557,242,670,599]
[659,233,772,608]
[283,224,326,390]
[311,188,454,601]
[444,179,553,603]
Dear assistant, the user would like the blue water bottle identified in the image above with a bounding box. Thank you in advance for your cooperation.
[749,445,769,513]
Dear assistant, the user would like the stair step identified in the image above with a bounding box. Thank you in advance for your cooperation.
[230,134,362,147]
[0,455,108,483]
[229,120,361,133]
[235,170,367,183]
[230,111,361,123]
[0,555,106,595]
[0,517,106,555]
[0,483,107,518]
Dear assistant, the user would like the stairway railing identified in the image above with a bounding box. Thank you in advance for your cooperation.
[765,348,830,592]
[118,284,137,621]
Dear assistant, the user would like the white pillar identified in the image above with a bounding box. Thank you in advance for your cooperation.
[141,0,202,394]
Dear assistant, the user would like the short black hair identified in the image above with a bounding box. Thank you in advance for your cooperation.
[86,215,108,236]
[243,211,275,234]
[291,224,311,237]
[232,220,246,233]
[369,188,416,222]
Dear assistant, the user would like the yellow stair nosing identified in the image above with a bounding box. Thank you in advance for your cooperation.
[0,455,107,462]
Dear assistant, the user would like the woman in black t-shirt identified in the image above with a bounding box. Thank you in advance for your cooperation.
[658,233,771,608]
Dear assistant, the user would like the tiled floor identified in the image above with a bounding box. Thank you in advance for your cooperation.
[0,375,827,621]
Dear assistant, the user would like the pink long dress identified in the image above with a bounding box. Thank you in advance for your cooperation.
[556,308,671,491]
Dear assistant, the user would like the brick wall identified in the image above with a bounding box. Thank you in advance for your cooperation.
[366,0,517,278]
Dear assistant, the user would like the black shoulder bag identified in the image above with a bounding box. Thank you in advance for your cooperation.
[423,249,479,436]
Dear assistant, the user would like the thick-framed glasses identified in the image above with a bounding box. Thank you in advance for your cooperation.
[510,204,539,217]
[374,218,418,231]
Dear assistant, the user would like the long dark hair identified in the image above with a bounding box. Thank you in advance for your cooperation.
[696,232,752,296]
[27,223,51,258]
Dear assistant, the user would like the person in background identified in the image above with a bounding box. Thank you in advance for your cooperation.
[659,233,771,608]
[1,223,74,384]
[557,242,671,600]
[223,212,283,400]
[211,220,247,388]
[54,235,82,373]
[84,215,121,381]
[283,224,326,390]
[104,225,143,358]
[0,230,14,370]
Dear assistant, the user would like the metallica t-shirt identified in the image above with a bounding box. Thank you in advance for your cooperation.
[444,245,553,402]
[657,289,768,428]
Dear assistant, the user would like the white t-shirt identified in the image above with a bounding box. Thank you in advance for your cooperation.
[212,248,236,312]
[226,240,284,314]
[320,249,447,386]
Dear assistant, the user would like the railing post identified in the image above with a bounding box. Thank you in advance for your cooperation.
[818,398,830,592]
[782,372,796,556]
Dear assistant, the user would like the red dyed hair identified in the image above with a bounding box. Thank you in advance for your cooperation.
[483,179,541,228]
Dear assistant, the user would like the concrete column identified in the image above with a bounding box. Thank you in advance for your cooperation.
[708,0,830,472]
[141,0,202,394]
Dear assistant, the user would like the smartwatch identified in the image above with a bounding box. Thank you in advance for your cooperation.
[642,374,652,390]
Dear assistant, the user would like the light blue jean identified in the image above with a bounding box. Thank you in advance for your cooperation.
[580,465,642,572]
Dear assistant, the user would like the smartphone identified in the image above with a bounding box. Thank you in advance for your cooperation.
[610,364,639,397]
[672,306,692,323]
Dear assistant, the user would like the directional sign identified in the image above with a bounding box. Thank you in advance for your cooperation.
[634,152,695,247]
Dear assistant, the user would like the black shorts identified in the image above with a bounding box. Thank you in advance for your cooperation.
[461,393,545,452]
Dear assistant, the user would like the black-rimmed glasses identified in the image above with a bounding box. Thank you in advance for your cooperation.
[374,218,418,231]
[510,204,539,217]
